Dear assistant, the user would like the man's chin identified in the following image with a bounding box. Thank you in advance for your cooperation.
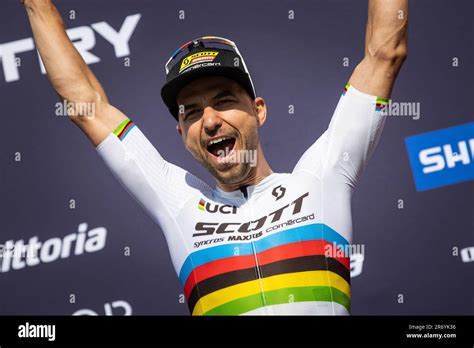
[206,160,250,186]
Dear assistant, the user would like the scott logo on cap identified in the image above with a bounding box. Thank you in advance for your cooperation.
[179,51,219,73]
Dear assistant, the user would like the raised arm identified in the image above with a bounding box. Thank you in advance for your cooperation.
[349,0,408,98]
[22,0,127,145]
[293,0,408,187]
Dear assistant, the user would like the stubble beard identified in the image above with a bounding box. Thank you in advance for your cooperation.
[198,130,259,186]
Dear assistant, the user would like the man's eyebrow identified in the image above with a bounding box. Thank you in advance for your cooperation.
[182,103,200,112]
[181,90,236,114]
[212,90,235,100]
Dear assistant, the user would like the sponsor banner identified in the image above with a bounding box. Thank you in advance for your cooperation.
[405,122,474,191]
[0,223,107,273]
[0,14,141,83]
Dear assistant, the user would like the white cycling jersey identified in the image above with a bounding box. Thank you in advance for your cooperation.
[96,84,388,315]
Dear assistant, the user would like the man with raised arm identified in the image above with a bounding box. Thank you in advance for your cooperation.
[23,0,407,315]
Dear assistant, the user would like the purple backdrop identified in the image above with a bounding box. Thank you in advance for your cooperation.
[0,0,472,315]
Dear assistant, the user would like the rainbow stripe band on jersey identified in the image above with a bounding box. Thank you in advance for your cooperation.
[183,240,350,298]
[180,223,351,315]
[113,119,135,141]
[376,97,389,111]
[194,271,350,315]
[204,284,350,315]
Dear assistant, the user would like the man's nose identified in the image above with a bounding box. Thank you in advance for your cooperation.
[202,106,222,134]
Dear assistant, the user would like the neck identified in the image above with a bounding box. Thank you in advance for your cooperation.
[216,144,273,192]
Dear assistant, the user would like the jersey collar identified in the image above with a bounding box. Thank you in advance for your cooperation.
[213,173,280,199]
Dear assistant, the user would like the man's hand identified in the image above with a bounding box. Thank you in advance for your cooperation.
[23,0,127,145]
[349,0,408,98]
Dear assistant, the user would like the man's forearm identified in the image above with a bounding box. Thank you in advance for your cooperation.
[22,0,128,146]
[366,0,408,63]
[349,0,408,97]
[23,0,108,107]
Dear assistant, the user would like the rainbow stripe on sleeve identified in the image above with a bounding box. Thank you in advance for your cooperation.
[180,223,351,315]
[342,83,350,96]
[113,119,135,141]
[375,97,389,111]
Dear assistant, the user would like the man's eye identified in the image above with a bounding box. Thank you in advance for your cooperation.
[216,99,233,106]
[185,109,200,119]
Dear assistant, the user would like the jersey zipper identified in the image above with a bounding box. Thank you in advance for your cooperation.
[242,186,268,314]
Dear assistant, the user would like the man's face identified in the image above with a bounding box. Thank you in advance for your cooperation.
[176,76,266,185]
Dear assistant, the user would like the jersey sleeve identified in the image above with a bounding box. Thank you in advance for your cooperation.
[293,83,388,189]
[96,119,211,223]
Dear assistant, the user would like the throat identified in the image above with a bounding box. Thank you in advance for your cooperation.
[216,165,274,193]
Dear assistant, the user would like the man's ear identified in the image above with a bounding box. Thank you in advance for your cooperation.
[254,97,267,127]
[176,123,182,136]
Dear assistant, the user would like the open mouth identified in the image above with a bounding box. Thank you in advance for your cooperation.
[206,136,236,157]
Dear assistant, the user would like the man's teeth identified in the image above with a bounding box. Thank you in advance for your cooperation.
[208,137,230,146]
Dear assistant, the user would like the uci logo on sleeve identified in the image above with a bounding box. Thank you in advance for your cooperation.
[405,122,474,191]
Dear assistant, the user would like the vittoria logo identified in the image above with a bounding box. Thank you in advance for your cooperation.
[197,197,237,214]
[0,222,107,273]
